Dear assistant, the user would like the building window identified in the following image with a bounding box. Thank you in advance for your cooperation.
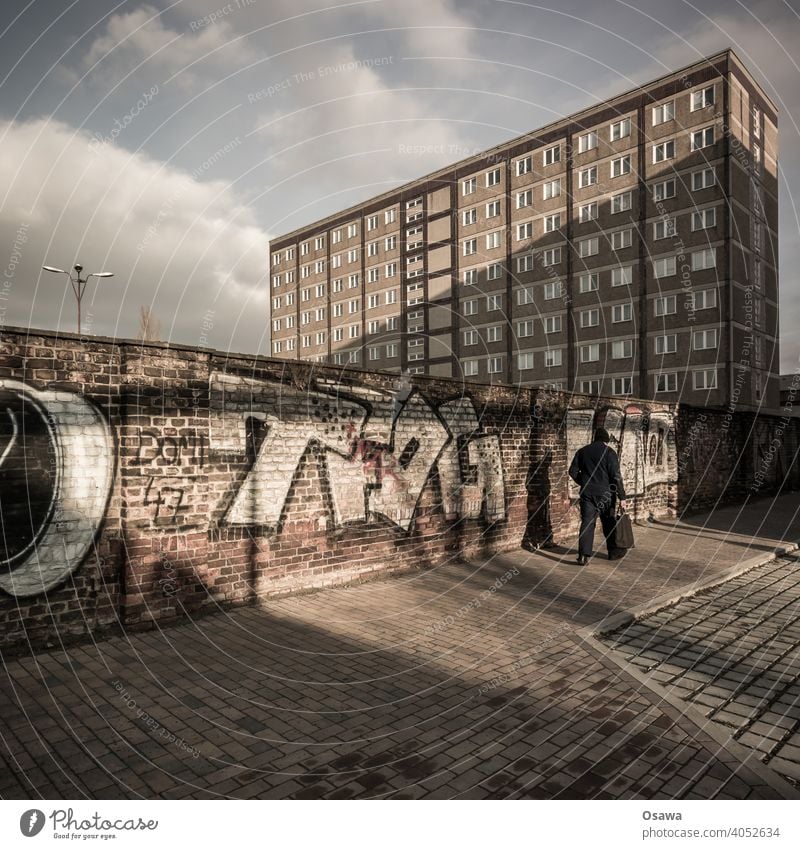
[692,288,717,310]
[578,131,598,153]
[693,328,718,350]
[518,352,534,370]
[487,263,503,280]
[302,335,311,348]
[486,200,501,218]
[486,169,501,187]
[691,248,716,271]
[285,315,294,328]
[463,269,477,286]
[580,308,599,328]
[367,215,378,232]
[543,179,561,199]
[349,324,360,339]
[544,213,560,232]
[655,334,677,354]
[692,208,716,231]
[487,356,504,375]
[348,299,359,314]
[610,192,632,214]
[611,229,632,250]
[656,373,677,393]
[654,295,677,316]
[611,265,633,287]
[544,315,562,334]
[544,349,562,368]
[385,290,397,305]
[273,340,283,354]
[580,379,600,394]
[691,86,715,111]
[348,273,359,288]
[579,202,598,222]
[487,294,503,312]
[367,241,378,257]
[691,127,715,150]
[463,238,477,256]
[347,223,358,238]
[652,101,675,125]
[579,273,599,293]
[348,249,358,263]
[612,303,632,323]
[463,359,479,377]
[333,279,343,293]
[517,319,533,338]
[578,166,597,188]
[692,168,715,190]
[653,257,676,278]
[580,343,600,363]
[543,281,563,300]
[612,339,633,359]
[333,328,343,342]
[578,237,599,257]
[301,242,310,257]
[463,208,477,226]
[315,236,325,250]
[517,222,532,241]
[349,350,360,364]
[463,329,478,346]
[653,179,676,201]
[693,368,717,390]
[542,247,561,267]
[610,155,631,177]
[332,255,342,270]
[386,315,398,329]
[543,145,560,166]
[612,377,632,396]
[517,156,532,176]
[517,254,534,273]
[463,299,477,316]
[333,303,343,318]
[517,286,534,306]
[653,140,675,163]
[463,177,477,195]
[486,231,502,249]
[368,346,380,361]
[486,325,503,343]
[516,190,532,209]
[385,262,397,278]
[286,338,295,351]
[368,320,379,334]
[653,218,676,240]
[385,208,396,224]
[610,118,631,141]
[368,268,379,283]
[367,294,380,309]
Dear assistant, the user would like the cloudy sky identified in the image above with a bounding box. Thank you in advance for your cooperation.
[1,0,799,366]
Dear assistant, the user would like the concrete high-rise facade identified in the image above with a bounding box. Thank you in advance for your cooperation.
[269,49,779,409]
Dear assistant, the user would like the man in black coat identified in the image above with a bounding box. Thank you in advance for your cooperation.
[569,427,627,565]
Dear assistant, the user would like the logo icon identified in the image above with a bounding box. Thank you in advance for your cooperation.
[19,810,45,837]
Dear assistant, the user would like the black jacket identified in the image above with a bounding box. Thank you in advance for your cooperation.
[569,440,627,499]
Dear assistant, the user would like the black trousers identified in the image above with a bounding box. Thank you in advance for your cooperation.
[578,492,617,557]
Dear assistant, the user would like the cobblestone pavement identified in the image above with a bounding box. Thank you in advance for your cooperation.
[599,555,800,785]
[2,495,799,800]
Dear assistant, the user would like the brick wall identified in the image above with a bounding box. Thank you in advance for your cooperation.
[1,326,796,651]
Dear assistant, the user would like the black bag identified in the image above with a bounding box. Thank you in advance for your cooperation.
[614,508,635,549]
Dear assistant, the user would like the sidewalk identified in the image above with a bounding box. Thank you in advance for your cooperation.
[1,493,799,800]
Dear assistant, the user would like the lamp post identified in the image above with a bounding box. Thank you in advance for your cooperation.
[42,263,114,335]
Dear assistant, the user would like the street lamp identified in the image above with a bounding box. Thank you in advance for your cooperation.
[42,263,114,335]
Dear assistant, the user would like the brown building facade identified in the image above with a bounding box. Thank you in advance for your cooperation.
[269,50,779,409]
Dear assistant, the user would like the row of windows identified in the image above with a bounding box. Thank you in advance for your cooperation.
[461,127,716,200]
[273,168,721,290]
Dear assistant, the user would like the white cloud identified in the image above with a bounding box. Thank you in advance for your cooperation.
[0,117,270,353]
[74,3,261,89]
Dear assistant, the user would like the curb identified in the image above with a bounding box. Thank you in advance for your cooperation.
[576,542,800,800]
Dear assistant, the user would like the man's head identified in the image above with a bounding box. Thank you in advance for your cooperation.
[594,427,611,444]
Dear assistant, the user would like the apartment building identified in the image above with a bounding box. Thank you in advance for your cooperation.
[269,49,779,409]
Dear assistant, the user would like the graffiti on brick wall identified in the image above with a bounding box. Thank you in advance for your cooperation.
[208,372,506,531]
[566,404,676,498]
[0,380,114,597]
[0,373,506,597]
